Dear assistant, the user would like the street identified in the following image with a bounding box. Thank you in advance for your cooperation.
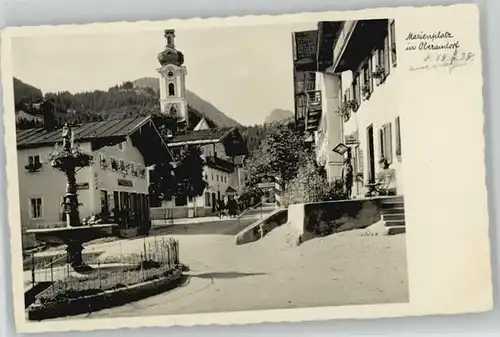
[52,217,408,320]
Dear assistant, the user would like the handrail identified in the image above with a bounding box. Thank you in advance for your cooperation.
[237,197,273,219]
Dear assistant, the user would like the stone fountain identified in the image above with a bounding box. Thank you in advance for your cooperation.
[26,124,117,271]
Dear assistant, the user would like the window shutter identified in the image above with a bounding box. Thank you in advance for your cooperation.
[384,36,390,76]
[385,123,393,164]
[379,128,384,158]
[395,117,402,156]
[369,55,375,92]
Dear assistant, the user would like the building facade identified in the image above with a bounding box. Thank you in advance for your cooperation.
[161,123,247,218]
[293,19,402,198]
[17,116,171,247]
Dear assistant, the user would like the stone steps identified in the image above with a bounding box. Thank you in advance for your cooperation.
[382,213,405,221]
[380,196,406,235]
[386,226,406,236]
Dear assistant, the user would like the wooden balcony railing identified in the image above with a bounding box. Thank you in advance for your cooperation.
[206,156,235,173]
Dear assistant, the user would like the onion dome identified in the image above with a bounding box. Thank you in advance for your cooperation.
[158,29,184,66]
[158,47,184,66]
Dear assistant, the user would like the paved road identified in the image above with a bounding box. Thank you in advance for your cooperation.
[51,220,409,321]
[150,218,256,236]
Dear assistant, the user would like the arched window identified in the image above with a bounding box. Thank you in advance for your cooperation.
[168,83,175,96]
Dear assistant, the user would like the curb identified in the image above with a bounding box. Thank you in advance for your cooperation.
[27,268,184,321]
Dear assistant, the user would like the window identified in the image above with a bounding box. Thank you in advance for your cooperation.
[390,20,397,67]
[26,154,42,171]
[168,83,176,96]
[380,123,393,164]
[118,142,124,151]
[100,190,109,214]
[166,35,173,45]
[28,155,41,166]
[205,192,211,206]
[362,60,373,93]
[352,73,361,106]
[211,173,214,181]
[395,116,402,157]
[217,174,219,182]
[29,198,42,219]
[175,196,187,206]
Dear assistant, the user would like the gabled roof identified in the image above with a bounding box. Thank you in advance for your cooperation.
[17,116,173,166]
[17,117,150,149]
[167,126,248,157]
[167,127,235,146]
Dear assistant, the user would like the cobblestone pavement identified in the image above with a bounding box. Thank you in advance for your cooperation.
[53,221,409,320]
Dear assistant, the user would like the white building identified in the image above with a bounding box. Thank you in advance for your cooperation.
[17,116,172,247]
[161,123,247,217]
[294,19,402,197]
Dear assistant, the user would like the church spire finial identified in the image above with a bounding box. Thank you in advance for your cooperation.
[164,29,175,48]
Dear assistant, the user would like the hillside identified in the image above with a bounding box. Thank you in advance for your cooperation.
[265,109,293,124]
[133,77,241,128]
[13,77,242,130]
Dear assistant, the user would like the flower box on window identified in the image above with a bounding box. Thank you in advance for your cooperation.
[110,158,119,171]
[25,161,43,173]
[372,65,387,85]
[361,86,371,100]
[100,157,108,169]
[337,99,359,122]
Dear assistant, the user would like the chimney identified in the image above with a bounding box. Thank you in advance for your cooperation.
[42,99,56,132]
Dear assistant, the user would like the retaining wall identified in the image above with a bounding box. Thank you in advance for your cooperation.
[288,198,386,244]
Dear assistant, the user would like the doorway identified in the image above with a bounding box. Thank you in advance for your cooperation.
[211,193,216,212]
[367,125,376,183]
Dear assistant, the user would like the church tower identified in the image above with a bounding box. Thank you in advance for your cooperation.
[157,29,189,131]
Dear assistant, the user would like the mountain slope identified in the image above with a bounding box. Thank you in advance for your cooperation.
[265,109,294,124]
[133,77,241,128]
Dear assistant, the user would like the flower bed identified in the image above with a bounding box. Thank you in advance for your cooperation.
[28,266,185,321]
[36,264,179,306]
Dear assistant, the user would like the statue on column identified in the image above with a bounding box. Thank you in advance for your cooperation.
[62,123,72,151]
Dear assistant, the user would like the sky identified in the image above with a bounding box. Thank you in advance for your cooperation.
[11,21,317,126]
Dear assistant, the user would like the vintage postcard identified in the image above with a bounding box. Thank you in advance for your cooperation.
[0,3,492,333]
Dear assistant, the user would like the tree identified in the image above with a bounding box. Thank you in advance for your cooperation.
[148,162,175,207]
[244,121,307,189]
[173,145,207,216]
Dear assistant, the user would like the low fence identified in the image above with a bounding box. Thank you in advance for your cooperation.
[26,238,180,303]
[150,207,213,221]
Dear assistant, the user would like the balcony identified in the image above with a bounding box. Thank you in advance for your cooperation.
[332,19,389,73]
[206,156,234,173]
[305,90,322,131]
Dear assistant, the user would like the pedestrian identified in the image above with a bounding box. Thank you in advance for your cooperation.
[344,158,354,199]
[217,199,225,218]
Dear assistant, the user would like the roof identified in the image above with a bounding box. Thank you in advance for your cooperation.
[167,127,235,147]
[17,117,151,149]
[226,186,238,194]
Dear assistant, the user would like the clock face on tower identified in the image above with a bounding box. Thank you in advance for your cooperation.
[165,66,176,80]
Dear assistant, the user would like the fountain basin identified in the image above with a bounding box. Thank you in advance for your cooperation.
[26,224,117,246]
[27,224,118,270]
